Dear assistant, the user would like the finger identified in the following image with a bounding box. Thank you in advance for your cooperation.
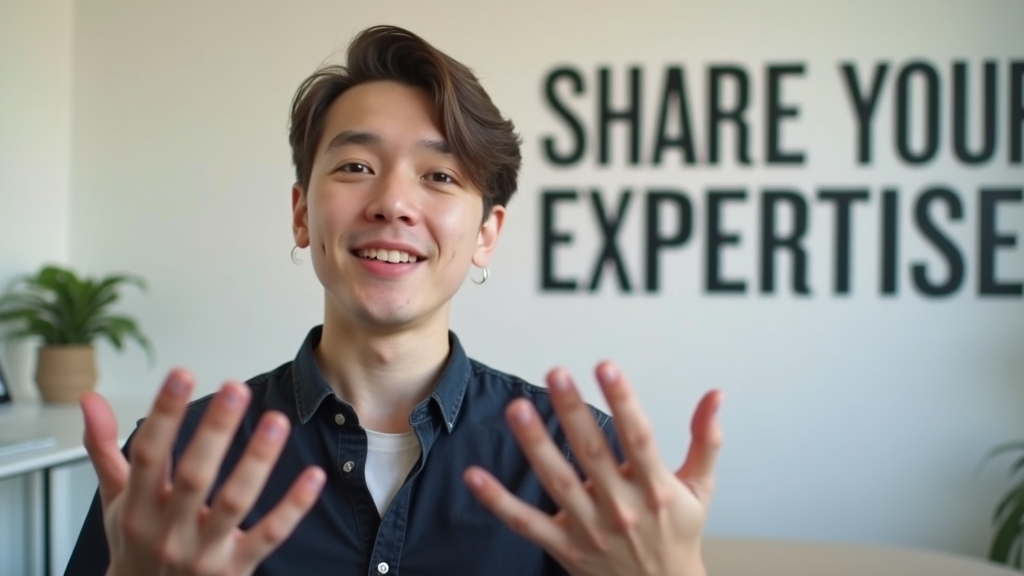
[675,389,724,501]
[236,466,326,569]
[504,399,599,530]
[202,412,291,540]
[595,362,672,501]
[464,466,573,560]
[81,392,129,506]
[545,368,626,499]
[124,369,196,516]
[165,382,250,527]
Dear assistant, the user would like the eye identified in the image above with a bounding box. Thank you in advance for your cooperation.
[338,162,373,174]
[425,172,455,184]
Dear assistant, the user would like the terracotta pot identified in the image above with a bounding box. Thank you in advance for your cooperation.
[35,345,97,403]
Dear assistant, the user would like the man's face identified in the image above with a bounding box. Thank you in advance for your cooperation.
[292,81,504,330]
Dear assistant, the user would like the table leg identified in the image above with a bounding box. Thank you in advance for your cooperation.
[26,470,44,576]
[42,467,51,576]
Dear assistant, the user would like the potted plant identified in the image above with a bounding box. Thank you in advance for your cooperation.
[982,441,1024,569]
[0,264,152,402]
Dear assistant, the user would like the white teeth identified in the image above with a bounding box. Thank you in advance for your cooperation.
[357,248,418,263]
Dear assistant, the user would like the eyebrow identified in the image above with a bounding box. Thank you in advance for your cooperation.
[417,138,451,155]
[323,130,452,156]
[324,130,380,153]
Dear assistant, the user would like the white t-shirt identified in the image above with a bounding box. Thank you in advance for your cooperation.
[363,429,422,517]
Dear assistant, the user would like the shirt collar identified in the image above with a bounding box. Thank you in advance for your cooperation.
[291,325,470,432]
[291,326,336,424]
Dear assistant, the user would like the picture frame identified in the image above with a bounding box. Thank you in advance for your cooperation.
[0,356,11,404]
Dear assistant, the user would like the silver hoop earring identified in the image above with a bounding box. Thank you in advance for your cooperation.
[471,266,489,285]
[290,245,303,265]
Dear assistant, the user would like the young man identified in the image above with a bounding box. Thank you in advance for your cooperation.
[66,26,722,576]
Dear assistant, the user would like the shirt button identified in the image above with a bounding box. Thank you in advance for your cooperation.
[334,413,346,426]
[377,562,390,574]
[342,461,355,473]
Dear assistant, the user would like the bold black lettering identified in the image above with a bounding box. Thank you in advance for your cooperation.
[599,67,642,165]
[542,67,587,166]
[708,66,751,165]
[645,190,693,292]
[588,190,633,292]
[818,189,870,294]
[912,187,965,297]
[1012,62,1024,164]
[840,62,889,164]
[979,188,1023,296]
[760,190,810,295]
[953,61,997,164]
[896,61,941,164]
[705,190,747,293]
[540,190,578,291]
[881,189,899,295]
[652,67,697,165]
[766,63,806,165]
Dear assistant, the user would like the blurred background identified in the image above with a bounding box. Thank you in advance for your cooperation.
[1,0,1023,573]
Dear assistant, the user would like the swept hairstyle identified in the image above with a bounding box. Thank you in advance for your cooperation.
[289,25,522,217]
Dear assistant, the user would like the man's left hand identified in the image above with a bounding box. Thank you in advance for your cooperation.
[464,362,722,576]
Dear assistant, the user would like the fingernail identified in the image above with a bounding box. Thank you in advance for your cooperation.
[306,469,326,489]
[165,374,188,396]
[465,470,485,489]
[221,387,243,407]
[261,418,284,440]
[598,363,619,386]
[549,370,570,391]
[512,404,533,425]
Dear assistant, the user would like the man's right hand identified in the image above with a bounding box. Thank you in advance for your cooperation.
[81,369,326,576]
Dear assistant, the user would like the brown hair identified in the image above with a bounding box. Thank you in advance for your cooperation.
[289,25,522,216]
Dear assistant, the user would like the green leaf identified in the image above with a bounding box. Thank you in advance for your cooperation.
[0,293,52,314]
[88,314,155,364]
[984,442,1024,463]
[990,503,1024,563]
[94,274,146,301]
[103,326,125,351]
[0,265,151,358]
[0,308,42,326]
[26,317,62,345]
[80,290,119,325]
[977,442,1024,481]
[4,328,44,343]
[996,485,1024,521]
[128,331,155,365]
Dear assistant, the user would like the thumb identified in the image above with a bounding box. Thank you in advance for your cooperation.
[81,392,129,506]
[675,390,724,502]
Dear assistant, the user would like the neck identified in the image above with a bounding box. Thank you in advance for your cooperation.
[314,308,451,434]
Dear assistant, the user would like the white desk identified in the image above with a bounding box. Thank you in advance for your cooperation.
[0,397,150,576]
[703,538,1019,576]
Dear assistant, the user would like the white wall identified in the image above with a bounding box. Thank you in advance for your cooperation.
[0,0,74,400]
[0,1,76,574]
[0,0,1018,569]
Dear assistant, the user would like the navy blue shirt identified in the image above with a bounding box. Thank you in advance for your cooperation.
[66,326,621,576]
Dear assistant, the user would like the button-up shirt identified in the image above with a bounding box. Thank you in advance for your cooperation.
[65,326,622,576]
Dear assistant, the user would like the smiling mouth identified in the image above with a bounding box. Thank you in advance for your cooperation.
[356,248,420,263]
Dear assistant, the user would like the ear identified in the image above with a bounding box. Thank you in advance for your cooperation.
[472,205,506,268]
[292,184,310,248]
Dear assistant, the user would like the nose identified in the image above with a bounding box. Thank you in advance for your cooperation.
[364,169,420,225]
